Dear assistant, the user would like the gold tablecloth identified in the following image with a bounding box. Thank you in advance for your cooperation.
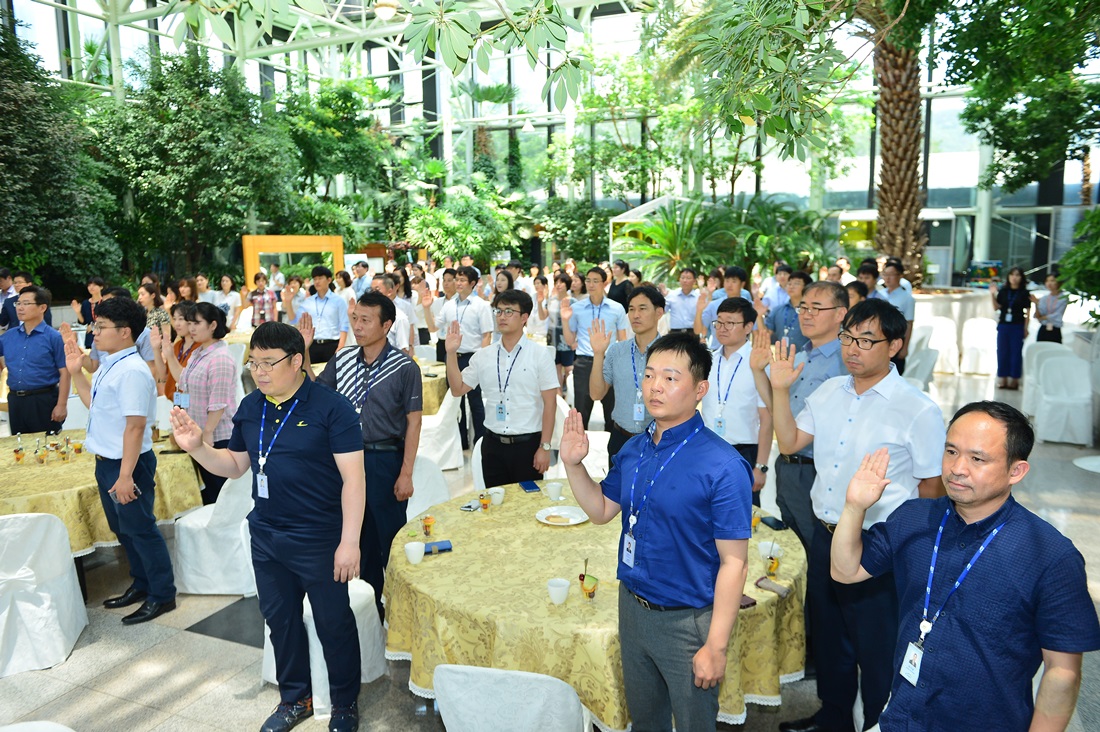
[384,483,806,730]
[0,430,203,557]
[418,361,448,417]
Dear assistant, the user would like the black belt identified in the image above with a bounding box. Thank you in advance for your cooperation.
[629,590,693,612]
[484,430,539,445]
[669,327,694,334]
[575,355,593,361]
[363,438,403,452]
[819,519,837,534]
[609,420,638,438]
[314,339,338,344]
[780,454,815,465]
[10,386,57,397]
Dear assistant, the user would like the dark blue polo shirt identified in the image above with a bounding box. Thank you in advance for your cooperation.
[600,412,753,608]
[0,321,65,390]
[229,376,362,536]
[861,495,1100,731]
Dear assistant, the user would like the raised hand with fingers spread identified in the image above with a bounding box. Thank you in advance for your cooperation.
[558,409,590,467]
[845,447,892,512]
[767,339,804,391]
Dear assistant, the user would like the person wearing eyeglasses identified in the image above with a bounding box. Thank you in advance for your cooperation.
[765,270,812,352]
[0,286,68,434]
[563,267,628,430]
[436,266,495,449]
[446,289,558,488]
[0,271,53,330]
[765,298,946,732]
[695,265,751,348]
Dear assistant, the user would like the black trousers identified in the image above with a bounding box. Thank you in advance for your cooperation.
[9,387,62,435]
[481,433,542,488]
[359,448,407,616]
[417,328,430,345]
[194,439,231,506]
[456,352,485,449]
[309,339,339,365]
[607,422,636,469]
[732,443,761,508]
[572,356,614,431]
[890,355,906,375]
[1036,325,1062,343]
[808,523,898,730]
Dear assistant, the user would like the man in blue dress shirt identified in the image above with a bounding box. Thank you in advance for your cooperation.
[562,332,753,731]
[0,286,68,433]
[832,401,1100,732]
[564,267,627,430]
[295,266,350,365]
[665,267,700,333]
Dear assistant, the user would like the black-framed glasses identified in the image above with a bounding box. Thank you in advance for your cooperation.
[711,320,746,330]
[493,308,522,318]
[795,304,840,316]
[839,333,889,350]
[14,300,41,308]
[91,323,123,333]
[245,353,293,372]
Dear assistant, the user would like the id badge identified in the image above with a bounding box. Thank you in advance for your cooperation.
[256,472,269,499]
[1005,311,1013,323]
[1046,324,1053,331]
[622,534,636,568]
[174,392,190,409]
[899,641,923,686]
[714,416,725,436]
[633,402,645,421]
[495,403,506,422]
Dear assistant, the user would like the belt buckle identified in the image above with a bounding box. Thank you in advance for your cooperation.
[635,593,653,610]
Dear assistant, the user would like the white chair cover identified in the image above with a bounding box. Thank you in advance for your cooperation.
[419,390,464,471]
[959,317,998,375]
[1035,356,1094,446]
[1021,342,1071,416]
[0,514,88,678]
[908,324,933,356]
[234,307,253,332]
[928,316,959,374]
[407,456,450,520]
[904,348,939,392]
[471,437,487,494]
[543,430,611,481]
[433,664,591,732]
[172,470,256,596]
[413,345,436,362]
[239,521,387,719]
[60,393,88,431]
[549,395,571,450]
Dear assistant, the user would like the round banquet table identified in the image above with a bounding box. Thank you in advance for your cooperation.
[384,481,807,731]
[0,430,204,556]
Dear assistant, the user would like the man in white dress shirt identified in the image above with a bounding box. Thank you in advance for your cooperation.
[700,297,771,507]
[421,268,457,361]
[769,298,945,732]
[436,266,494,449]
[296,266,349,365]
[445,289,557,487]
[507,260,537,299]
[372,274,415,353]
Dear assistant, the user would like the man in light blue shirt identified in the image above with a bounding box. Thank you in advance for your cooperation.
[695,266,751,348]
[880,260,915,375]
[765,271,812,352]
[296,266,350,365]
[665,268,700,332]
[564,267,627,430]
[351,261,371,298]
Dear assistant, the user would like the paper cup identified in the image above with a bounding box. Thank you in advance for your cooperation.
[404,541,426,565]
[488,487,505,505]
[545,482,564,501]
[547,578,569,605]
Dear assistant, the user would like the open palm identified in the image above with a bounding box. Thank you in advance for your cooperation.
[846,448,891,511]
[558,409,589,467]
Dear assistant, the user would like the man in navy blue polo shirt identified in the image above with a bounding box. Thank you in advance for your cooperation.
[170,322,366,732]
[561,332,753,731]
[0,286,68,434]
[831,401,1100,732]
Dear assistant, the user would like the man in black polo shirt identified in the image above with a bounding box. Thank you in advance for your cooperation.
[170,322,366,732]
[303,291,423,618]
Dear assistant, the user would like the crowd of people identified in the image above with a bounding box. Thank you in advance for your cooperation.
[0,252,1092,732]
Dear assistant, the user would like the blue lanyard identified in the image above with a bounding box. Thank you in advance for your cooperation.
[497,343,522,394]
[91,351,137,404]
[314,294,329,323]
[356,352,386,410]
[919,508,1006,643]
[630,340,640,390]
[591,300,604,323]
[715,351,743,406]
[784,306,797,334]
[457,298,471,325]
[627,426,701,534]
[258,399,299,473]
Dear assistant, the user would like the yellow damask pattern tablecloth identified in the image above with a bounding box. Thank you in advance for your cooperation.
[418,361,448,417]
[384,482,806,730]
[0,430,203,556]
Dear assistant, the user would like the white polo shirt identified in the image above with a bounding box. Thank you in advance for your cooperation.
[387,310,411,351]
[437,295,493,354]
[700,342,765,445]
[796,365,945,528]
[86,346,157,459]
[461,340,558,435]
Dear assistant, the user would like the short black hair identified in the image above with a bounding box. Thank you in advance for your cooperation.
[534,275,548,287]
[857,263,879,278]
[372,273,396,291]
[804,281,849,308]
[846,280,869,299]
[456,266,479,284]
[95,296,146,342]
[356,290,397,327]
[87,276,106,288]
[492,289,533,316]
[441,268,457,280]
[11,270,33,282]
[0,267,9,279]
[679,267,697,278]
[586,266,607,282]
[788,271,813,288]
[883,261,904,275]
[950,401,1035,464]
[842,298,907,343]
[628,284,665,310]
[170,300,198,319]
[311,265,333,279]
[287,274,304,286]
[269,262,281,269]
[187,301,229,339]
[254,272,268,284]
[836,256,851,266]
[707,268,724,285]
[555,273,572,289]
[17,285,50,307]
[716,295,756,325]
[724,266,748,285]
[775,264,793,275]
[250,321,305,361]
[647,332,712,384]
[507,259,524,270]
[103,286,132,299]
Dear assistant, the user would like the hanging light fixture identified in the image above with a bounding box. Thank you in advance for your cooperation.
[522,119,536,134]
[374,0,399,21]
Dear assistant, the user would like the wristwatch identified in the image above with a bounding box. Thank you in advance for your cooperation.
[541,442,552,451]
[755,463,769,473]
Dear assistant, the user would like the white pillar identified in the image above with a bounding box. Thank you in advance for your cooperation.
[973,143,995,260]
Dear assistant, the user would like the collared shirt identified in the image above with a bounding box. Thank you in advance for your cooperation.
[229,377,361,535]
[271,271,286,290]
[785,338,846,458]
[352,274,371,298]
[700,291,752,348]
[85,346,157,459]
[299,292,350,341]
[761,285,789,312]
[0,297,53,329]
[765,302,810,352]
[318,343,423,442]
[437,295,493,353]
[91,328,155,364]
[177,340,238,442]
[198,291,218,305]
[461,340,557,435]
[388,310,411,351]
[861,496,1100,732]
[568,297,627,357]
[797,365,944,527]
[882,285,915,321]
[700,342,764,445]
[0,321,65,390]
[602,337,654,433]
[250,289,277,326]
[600,413,753,607]
[394,296,416,331]
[431,293,456,339]
[1036,293,1067,328]
[666,289,700,329]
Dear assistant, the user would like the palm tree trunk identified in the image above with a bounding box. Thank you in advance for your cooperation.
[874,40,927,286]
[1082,148,1093,205]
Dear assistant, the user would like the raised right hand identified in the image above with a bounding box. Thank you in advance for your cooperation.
[559,297,573,322]
[58,321,76,346]
[63,338,85,376]
[70,299,81,313]
[444,320,462,354]
[589,319,612,355]
[297,312,314,349]
[558,409,590,467]
[767,340,804,390]
[749,327,773,372]
[845,448,891,511]
[168,406,204,452]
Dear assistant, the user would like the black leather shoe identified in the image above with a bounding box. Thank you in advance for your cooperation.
[103,587,147,609]
[779,716,845,732]
[121,599,176,625]
[328,702,358,732]
[261,699,313,732]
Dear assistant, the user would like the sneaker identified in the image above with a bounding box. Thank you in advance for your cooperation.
[260,698,313,732]
[329,702,359,732]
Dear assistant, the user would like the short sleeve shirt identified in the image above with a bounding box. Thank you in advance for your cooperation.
[439,295,493,353]
[85,347,157,458]
[299,293,350,340]
[700,343,765,445]
[883,286,916,321]
[765,302,809,352]
[0,321,65,390]
[462,340,558,435]
[317,343,423,442]
[665,289,700,329]
[784,339,847,458]
[996,287,1029,325]
[569,298,627,356]
[602,338,652,433]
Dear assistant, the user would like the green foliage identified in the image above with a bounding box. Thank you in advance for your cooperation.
[405,183,526,263]
[0,23,120,290]
[614,199,740,283]
[455,81,517,106]
[274,195,367,250]
[729,194,833,272]
[536,198,616,264]
[1062,209,1100,325]
[506,133,524,191]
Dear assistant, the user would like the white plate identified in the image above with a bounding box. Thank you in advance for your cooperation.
[536,506,590,527]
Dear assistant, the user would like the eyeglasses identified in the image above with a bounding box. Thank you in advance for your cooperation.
[13,300,40,308]
[91,324,124,333]
[795,304,840,316]
[584,278,604,285]
[245,353,293,372]
[839,333,889,350]
[711,320,747,330]
[492,308,522,319]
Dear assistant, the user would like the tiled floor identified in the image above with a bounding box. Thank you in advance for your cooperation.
[2,371,1099,731]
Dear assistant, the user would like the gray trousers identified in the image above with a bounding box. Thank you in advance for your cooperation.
[774,458,817,553]
[618,584,719,732]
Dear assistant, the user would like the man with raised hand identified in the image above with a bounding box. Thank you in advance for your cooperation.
[561,332,752,732]
[435,265,493,449]
[564,266,627,430]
